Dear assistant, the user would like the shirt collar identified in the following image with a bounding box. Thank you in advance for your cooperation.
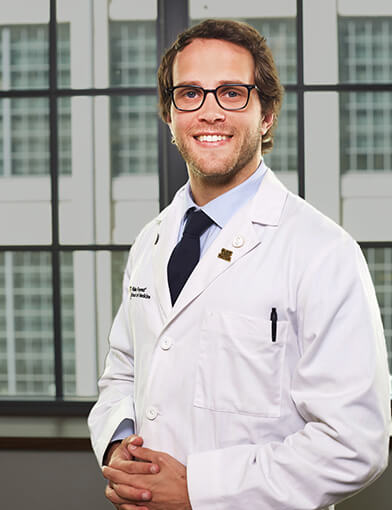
[182,159,268,229]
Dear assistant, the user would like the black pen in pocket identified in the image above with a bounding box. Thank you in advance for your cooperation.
[270,307,277,342]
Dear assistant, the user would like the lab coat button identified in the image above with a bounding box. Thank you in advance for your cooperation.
[146,406,158,420]
[232,235,244,248]
[160,337,172,350]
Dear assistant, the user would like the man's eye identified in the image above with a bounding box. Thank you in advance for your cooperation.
[185,90,198,98]
[177,88,201,99]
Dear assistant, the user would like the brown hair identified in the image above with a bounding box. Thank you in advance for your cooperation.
[157,19,284,154]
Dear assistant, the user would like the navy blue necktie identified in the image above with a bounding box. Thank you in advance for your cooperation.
[167,208,214,305]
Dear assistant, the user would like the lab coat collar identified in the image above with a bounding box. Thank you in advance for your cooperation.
[152,169,289,326]
[249,168,289,226]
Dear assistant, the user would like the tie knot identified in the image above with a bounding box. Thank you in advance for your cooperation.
[183,209,214,238]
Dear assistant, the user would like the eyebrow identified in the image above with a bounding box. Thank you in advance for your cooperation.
[173,80,250,87]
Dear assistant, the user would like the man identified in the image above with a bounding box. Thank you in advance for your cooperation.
[88,19,390,510]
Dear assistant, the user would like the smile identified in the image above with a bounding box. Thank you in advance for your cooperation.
[194,134,232,143]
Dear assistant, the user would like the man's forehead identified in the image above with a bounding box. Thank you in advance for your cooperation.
[172,38,255,82]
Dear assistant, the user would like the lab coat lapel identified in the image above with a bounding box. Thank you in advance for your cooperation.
[169,169,289,319]
[152,188,186,319]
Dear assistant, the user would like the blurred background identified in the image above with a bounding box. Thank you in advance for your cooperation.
[0,1,390,509]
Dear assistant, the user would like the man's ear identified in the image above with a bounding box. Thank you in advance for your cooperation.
[261,112,274,135]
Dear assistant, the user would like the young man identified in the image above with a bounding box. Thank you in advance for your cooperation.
[88,20,390,510]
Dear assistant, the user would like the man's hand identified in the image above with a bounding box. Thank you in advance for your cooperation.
[104,435,160,510]
[102,444,192,510]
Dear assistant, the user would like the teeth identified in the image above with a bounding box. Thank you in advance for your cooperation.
[197,135,228,142]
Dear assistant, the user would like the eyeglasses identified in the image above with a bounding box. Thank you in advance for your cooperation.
[168,84,260,112]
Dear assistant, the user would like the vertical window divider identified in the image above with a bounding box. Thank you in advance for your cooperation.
[296,0,305,199]
[49,0,63,399]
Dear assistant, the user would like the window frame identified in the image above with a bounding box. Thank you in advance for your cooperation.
[0,0,390,417]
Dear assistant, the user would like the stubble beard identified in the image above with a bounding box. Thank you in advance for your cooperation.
[173,120,263,186]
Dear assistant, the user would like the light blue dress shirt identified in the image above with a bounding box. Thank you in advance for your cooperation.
[179,159,268,257]
[110,159,268,444]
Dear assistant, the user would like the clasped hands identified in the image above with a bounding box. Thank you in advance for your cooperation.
[102,435,192,510]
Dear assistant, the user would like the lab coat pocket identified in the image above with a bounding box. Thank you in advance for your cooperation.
[194,310,287,417]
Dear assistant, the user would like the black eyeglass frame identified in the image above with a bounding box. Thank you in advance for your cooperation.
[167,84,261,112]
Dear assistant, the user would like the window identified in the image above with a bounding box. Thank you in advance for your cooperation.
[0,0,390,412]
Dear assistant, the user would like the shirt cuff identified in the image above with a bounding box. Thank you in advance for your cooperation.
[110,418,135,442]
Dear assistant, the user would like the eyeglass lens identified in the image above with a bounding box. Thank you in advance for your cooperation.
[173,85,250,111]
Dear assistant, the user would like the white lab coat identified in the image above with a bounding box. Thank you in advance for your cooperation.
[88,169,390,510]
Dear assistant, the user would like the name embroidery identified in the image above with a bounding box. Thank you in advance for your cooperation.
[129,285,151,299]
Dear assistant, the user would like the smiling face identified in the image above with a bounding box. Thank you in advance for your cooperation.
[168,38,274,202]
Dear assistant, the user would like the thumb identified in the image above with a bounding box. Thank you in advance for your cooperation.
[125,434,144,452]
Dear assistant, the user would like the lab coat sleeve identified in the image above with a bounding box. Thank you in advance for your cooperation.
[187,236,390,510]
[88,250,136,465]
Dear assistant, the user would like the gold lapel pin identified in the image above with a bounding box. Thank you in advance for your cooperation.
[218,248,233,262]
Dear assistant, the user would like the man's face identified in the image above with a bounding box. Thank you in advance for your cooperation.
[168,38,273,186]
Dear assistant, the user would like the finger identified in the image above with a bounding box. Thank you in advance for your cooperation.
[119,505,149,510]
[129,446,163,464]
[102,463,159,484]
[124,435,144,449]
[105,484,132,506]
[112,482,151,503]
[108,458,159,474]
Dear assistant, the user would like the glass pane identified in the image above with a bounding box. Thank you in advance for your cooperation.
[58,96,71,175]
[56,0,157,89]
[0,97,51,244]
[0,0,50,91]
[340,92,392,240]
[111,95,158,176]
[60,250,130,398]
[57,21,71,88]
[190,0,297,84]
[111,95,159,244]
[0,251,55,397]
[61,251,75,396]
[362,247,392,373]
[264,92,297,172]
[338,15,392,84]
[110,19,157,87]
[59,95,159,244]
[340,92,392,174]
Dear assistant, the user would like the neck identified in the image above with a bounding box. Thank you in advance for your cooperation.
[188,162,261,206]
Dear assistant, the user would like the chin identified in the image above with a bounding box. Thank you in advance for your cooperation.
[189,164,240,184]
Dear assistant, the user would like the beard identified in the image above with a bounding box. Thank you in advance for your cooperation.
[172,119,263,186]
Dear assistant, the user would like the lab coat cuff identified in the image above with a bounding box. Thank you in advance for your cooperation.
[90,396,135,465]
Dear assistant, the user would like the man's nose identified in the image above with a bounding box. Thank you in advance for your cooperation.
[197,91,226,122]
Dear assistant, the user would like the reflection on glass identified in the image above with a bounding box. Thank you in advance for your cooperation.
[58,97,72,175]
[111,95,158,176]
[57,22,71,88]
[110,20,157,87]
[0,98,52,244]
[60,250,130,397]
[61,251,75,396]
[0,251,55,396]
[339,16,392,84]
[362,247,392,372]
[264,92,297,172]
[243,18,296,84]
[0,98,50,176]
[0,23,48,90]
[340,92,392,173]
